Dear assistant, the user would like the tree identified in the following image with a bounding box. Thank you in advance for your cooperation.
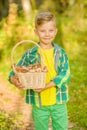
[21,0,32,20]
[0,0,9,20]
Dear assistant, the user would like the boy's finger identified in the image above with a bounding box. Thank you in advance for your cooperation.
[18,85,25,90]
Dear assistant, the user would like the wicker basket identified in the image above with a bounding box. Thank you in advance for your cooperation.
[11,40,47,89]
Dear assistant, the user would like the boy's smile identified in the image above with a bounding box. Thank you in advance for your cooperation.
[35,21,57,48]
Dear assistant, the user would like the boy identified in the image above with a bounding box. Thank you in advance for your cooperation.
[9,11,70,130]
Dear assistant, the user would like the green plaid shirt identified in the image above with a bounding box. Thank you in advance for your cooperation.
[9,43,70,107]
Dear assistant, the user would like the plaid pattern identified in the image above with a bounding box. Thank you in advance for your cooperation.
[9,43,70,107]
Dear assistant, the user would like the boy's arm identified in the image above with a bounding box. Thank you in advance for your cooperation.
[10,75,25,89]
[33,49,70,92]
[8,51,29,88]
[52,49,70,88]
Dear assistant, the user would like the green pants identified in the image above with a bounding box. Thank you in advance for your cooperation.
[32,103,68,130]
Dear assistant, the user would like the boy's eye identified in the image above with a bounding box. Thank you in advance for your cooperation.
[50,30,54,32]
[39,29,54,32]
[40,30,45,32]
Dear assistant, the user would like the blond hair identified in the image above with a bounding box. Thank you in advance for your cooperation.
[35,11,56,28]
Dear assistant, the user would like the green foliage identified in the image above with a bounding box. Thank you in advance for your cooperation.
[68,43,87,129]
[0,5,37,61]
[0,109,23,130]
[61,3,87,128]
[0,5,38,79]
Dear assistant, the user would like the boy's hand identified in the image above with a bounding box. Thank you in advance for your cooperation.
[33,81,55,92]
[10,75,25,90]
[33,87,46,92]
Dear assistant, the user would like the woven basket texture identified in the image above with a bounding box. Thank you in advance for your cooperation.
[11,40,46,89]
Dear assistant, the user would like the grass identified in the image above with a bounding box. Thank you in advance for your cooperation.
[0,109,24,130]
[67,43,87,129]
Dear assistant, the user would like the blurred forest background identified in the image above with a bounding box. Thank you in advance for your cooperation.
[0,0,87,130]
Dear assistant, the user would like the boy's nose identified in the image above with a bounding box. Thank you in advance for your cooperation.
[45,31,49,36]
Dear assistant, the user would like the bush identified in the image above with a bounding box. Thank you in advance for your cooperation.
[0,109,24,130]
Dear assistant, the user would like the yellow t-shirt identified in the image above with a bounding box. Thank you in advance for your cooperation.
[38,47,57,106]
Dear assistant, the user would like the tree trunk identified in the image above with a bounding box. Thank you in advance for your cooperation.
[69,0,75,5]
[0,0,9,20]
[22,0,32,20]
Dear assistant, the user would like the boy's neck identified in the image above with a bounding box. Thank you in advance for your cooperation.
[39,42,53,50]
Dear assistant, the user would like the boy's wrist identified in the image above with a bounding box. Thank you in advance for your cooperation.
[45,81,55,89]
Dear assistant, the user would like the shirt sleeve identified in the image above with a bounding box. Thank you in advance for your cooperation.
[8,51,29,82]
[52,49,70,88]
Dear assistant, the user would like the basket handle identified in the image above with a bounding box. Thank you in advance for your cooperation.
[11,40,44,73]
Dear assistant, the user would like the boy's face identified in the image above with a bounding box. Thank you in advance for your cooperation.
[35,21,57,45]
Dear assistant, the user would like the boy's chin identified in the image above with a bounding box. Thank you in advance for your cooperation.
[42,40,52,45]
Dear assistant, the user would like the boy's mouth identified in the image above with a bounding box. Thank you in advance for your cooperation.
[44,38,51,40]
